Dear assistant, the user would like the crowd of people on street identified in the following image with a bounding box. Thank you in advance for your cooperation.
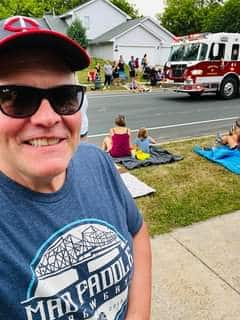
[88,52,165,90]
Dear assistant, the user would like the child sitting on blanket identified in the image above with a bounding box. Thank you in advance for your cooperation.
[216,119,240,149]
[134,128,157,153]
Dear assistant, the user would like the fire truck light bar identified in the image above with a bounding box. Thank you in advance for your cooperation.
[174,33,210,42]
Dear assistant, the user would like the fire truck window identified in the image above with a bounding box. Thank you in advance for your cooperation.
[169,45,185,61]
[209,43,226,60]
[231,44,239,60]
[183,43,200,61]
[199,43,208,60]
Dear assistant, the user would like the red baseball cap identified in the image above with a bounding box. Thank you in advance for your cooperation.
[0,16,90,71]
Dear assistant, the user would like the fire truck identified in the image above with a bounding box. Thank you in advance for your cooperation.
[164,32,240,99]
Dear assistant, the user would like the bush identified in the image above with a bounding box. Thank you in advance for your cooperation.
[67,19,88,48]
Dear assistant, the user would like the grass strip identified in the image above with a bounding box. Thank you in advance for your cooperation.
[133,136,240,236]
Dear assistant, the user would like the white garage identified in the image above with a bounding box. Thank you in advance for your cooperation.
[89,17,174,67]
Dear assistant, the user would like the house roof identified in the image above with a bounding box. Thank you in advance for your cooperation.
[90,18,144,44]
[140,16,175,39]
[90,17,174,44]
[44,14,68,34]
[60,0,130,20]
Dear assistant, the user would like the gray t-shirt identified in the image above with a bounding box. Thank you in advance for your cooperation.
[104,64,113,76]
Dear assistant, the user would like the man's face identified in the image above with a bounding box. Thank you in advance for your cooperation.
[0,50,81,191]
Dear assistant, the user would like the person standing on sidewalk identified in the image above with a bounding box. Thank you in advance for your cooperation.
[0,16,151,320]
[103,61,113,89]
[141,53,148,72]
[128,56,137,90]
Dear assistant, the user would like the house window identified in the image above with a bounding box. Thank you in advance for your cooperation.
[83,16,90,30]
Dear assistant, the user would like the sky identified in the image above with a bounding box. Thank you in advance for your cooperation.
[128,0,165,18]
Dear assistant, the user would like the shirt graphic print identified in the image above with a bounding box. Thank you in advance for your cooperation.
[21,220,134,320]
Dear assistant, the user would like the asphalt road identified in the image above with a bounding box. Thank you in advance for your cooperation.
[87,90,240,146]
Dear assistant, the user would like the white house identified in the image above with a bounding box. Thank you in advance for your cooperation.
[44,0,175,66]
[89,16,174,67]
[59,0,130,40]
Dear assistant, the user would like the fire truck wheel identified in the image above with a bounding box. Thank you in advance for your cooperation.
[219,77,238,99]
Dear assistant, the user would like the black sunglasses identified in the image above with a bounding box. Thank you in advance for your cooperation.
[0,84,85,118]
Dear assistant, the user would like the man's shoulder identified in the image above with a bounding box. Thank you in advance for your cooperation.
[76,143,101,156]
[75,143,109,164]
[73,143,116,177]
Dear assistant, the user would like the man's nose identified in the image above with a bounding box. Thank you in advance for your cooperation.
[30,98,61,126]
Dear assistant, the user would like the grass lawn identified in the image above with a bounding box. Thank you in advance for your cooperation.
[133,136,240,237]
[76,56,145,88]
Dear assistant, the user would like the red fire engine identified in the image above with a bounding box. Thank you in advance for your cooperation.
[164,32,240,99]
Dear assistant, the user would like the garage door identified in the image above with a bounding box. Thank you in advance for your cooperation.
[116,45,160,67]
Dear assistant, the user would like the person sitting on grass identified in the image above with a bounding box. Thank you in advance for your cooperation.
[134,127,157,154]
[102,114,132,157]
[216,119,240,149]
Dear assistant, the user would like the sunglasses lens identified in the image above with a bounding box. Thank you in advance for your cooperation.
[0,87,39,118]
[0,85,84,118]
[50,86,83,115]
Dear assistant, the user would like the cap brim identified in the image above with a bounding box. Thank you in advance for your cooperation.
[0,29,90,71]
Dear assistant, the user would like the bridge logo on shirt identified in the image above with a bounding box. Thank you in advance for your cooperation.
[21,220,133,320]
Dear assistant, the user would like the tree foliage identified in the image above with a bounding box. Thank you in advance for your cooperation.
[158,0,204,36]
[0,0,45,18]
[67,18,88,48]
[0,0,89,18]
[158,0,240,36]
[0,0,140,19]
[201,3,224,32]
[2,0,240,36]
[218,0,240,33]
[110,0,141,18]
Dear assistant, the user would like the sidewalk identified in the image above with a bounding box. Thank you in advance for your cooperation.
[151,211,240,319]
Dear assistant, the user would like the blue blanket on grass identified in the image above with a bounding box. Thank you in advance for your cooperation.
[194,145,240,174]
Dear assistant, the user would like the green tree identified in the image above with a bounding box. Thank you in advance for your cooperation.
[67,18,88,48]
[198,0,223,6]
[200,0,240,33]
[158,0,227,35]
[0,0,89,18]
[42,0,89,15]
[201,3,224,32]
[219,0,240,32]
[0,0,141,19]
[158,0,204,36]
[111,0,141,18]
[0,0,45,18]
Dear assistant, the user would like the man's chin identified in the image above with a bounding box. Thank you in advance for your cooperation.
[32,164,67,179]
[23,162,68,187]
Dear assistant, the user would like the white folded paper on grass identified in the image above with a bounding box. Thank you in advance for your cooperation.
[120,172,155,198]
